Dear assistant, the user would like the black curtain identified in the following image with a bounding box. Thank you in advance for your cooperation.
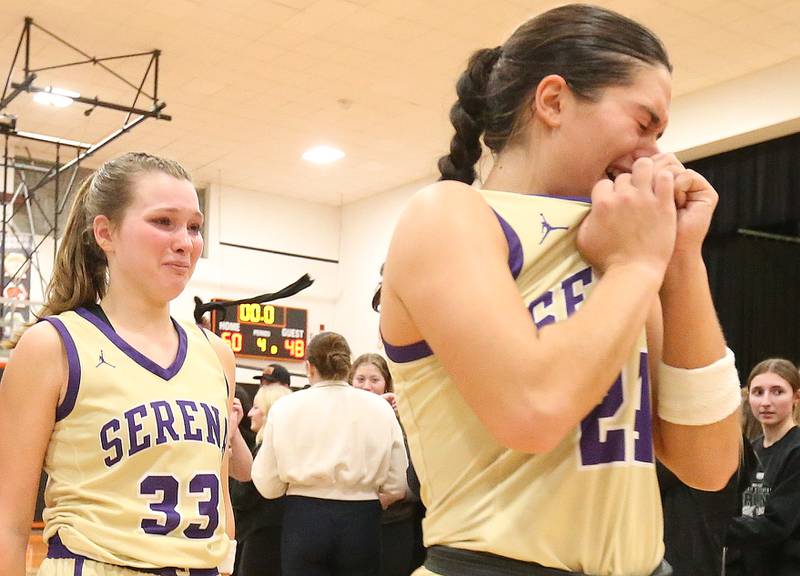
[703,234,800,381]
[686,132,800,381]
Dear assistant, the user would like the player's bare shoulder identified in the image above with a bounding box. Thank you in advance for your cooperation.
[13,320,67,366]
[405,179,490,219]
[5,320,67,402]
[391,180,500,256]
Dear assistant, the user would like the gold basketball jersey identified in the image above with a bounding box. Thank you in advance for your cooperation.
[385,190,662,575]
[41,307,230,570]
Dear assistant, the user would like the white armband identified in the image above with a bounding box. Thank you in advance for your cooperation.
[218,538,237,574]
[657,347,741,426]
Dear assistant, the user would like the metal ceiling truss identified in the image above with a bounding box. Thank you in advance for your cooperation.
[0,16,172,323]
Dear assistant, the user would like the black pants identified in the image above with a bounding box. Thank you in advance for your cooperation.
[425,546,673,576]
[236,525,282,576]
[381,518,415,576]
[411,503,427,570]
[282,495,382,576]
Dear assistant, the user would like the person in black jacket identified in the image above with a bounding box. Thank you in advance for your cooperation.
[659,391,764,576]
[231,383,291,575]
[726,358,800,576]
[658,461,739,576]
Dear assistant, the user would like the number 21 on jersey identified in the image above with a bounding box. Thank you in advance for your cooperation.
[579,352,653,467]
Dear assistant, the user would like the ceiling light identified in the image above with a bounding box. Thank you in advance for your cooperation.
[302,145,345,165]
[33,86,80,108]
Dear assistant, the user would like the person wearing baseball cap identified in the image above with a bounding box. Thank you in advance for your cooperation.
[254,363,291,387]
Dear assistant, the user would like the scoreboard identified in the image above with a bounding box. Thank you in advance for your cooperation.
[210,301,307,361]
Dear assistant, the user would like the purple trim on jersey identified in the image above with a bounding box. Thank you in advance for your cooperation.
[47,533,220,575]
[381,208,523,365]
[382,337,433,363]
[530,192,591,204]
[491,209,523,279]
[75,307,188,381]
[74,557,84,576]
[45,317,82,422]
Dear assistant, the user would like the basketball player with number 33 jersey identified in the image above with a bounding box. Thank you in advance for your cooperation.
[41,306,230,570]
[0,153,243,576]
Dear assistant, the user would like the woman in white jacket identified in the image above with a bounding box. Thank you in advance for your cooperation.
[252,331,408,576]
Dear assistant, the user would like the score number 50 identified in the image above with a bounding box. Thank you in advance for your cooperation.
[220,331,243,352]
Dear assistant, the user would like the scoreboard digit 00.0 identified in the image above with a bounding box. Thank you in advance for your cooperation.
[210,300,307,361]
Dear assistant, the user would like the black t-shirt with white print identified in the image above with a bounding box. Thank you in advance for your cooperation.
[726,425,800,576]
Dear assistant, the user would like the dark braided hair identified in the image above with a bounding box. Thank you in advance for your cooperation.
[438,4,672,184]
[438,47,503,185]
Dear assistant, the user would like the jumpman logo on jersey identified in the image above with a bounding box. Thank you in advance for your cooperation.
[539,213,569,244]
[96,349,116,369]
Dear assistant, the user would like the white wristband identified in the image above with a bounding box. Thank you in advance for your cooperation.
[657,347,741,426]
[218,538,237,574]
